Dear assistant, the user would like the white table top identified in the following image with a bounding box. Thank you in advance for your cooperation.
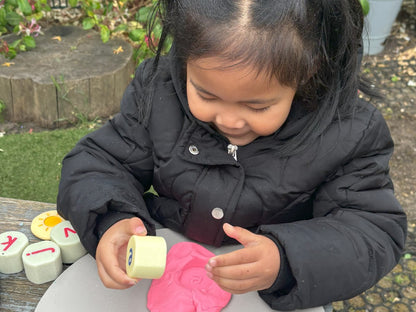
[35,228,324,312]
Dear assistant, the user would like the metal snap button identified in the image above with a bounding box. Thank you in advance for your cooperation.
[189,145,199,155]
[211,207,224,220]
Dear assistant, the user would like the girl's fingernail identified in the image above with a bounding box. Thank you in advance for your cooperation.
[208,258,217,267]
[205,263,212,272]
[135,226,146,234]
[223,223,234,232]
[206,271,213,279]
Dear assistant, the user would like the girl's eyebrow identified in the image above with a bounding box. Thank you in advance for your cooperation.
[190,79,218,97]
[189,79,279,104]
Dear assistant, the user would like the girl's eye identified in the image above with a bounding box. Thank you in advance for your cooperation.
[247,106,270,113]
[197,93,217,102]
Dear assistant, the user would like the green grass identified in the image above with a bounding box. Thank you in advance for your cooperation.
[0,127,95,203]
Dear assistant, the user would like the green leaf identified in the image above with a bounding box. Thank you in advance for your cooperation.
[128,28,145,42]
[82,17,95,30]
[5,11,24,26]
[23,35,35,49]
[7,48,17,59]
[100,25,110,43]
[391,75,399,82]
[0,26,8,35]
[32,11,44,20]
[136,6,152,24]
[7,0,18,7]
[68,0,78,8]
[0,8,7,26]
[91,1,101,10]
[153,23,162,38]
[17,0,32,15]
[114,23,127,33]
[359,0,370,16]
[8,38,21,49]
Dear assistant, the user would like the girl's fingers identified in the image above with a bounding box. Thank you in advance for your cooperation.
[96,217,145,289]
[98,260,138,289]
[97,259,127,289]
[223,223,258,247]
[206,261,259,280]
[209,274,261,294]
[208,245,259,268]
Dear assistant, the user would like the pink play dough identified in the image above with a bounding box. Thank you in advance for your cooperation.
[147,242,232,312]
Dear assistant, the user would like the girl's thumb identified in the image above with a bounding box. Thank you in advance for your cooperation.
[129,217,147,236]
[223,223,255,247]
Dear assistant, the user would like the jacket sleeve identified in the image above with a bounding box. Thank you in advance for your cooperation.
[57,60,155,257]
[257,108,407,310]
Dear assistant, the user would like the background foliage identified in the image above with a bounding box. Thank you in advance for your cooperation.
[0,0,169,63]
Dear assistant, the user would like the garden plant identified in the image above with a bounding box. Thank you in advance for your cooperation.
[0,0,170,63]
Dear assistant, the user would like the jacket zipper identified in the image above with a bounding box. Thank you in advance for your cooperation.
[227,144,238,161]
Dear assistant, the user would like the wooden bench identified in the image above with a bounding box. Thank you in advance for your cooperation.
[0,197,60,311]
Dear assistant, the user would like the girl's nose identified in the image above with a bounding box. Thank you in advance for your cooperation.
[215,111,245,129]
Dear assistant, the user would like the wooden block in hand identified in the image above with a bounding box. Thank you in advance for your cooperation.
[0,231,29,274]
[22,241,62,284]
[51,220,87,264]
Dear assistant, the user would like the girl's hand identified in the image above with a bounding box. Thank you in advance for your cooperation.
[96,217,147,289]
[205,223,280,294]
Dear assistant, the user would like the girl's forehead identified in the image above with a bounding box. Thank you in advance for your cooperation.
[187,57,289,92]
[188,57,266,78]
[187,56,289,88]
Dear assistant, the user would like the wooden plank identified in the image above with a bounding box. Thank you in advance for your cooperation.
[114,55,135,113]
[33,82,58,128]
[10,77,35,123]
[56,77,90,124]
[89,73,115,119]
[0,76,13,121]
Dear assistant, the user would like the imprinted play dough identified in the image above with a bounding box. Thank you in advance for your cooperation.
[126,235,167,279]
[50,220,87,264]
[0,231,29,274]
[31,210,64,240]
[147,242,232,312]
[22,241,62,284]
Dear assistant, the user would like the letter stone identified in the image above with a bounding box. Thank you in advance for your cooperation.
[51,220,87,264]
[22,241,62,284]
[0,231,29,274]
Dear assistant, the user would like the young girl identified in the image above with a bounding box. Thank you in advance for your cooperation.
[57,0,407,310]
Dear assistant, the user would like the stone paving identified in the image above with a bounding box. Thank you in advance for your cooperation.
[333,1,416,311]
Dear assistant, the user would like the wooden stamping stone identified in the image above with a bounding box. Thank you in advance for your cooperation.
[0,231,29,274]
[22,241,62,284]
[51,220,87,264]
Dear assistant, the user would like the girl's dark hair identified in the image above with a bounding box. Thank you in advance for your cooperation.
[147,0,370,155]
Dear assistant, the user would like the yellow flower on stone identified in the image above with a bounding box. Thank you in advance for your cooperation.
[52,36,62,41]
[2,62,14,67]
[113,46,124,54]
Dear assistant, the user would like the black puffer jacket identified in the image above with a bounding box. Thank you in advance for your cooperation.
[57,54,407,310]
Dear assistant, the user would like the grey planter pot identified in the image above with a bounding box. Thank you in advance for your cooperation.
[363,0,404,55]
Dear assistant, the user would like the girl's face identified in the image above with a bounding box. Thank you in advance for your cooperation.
[187,57,296,146]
